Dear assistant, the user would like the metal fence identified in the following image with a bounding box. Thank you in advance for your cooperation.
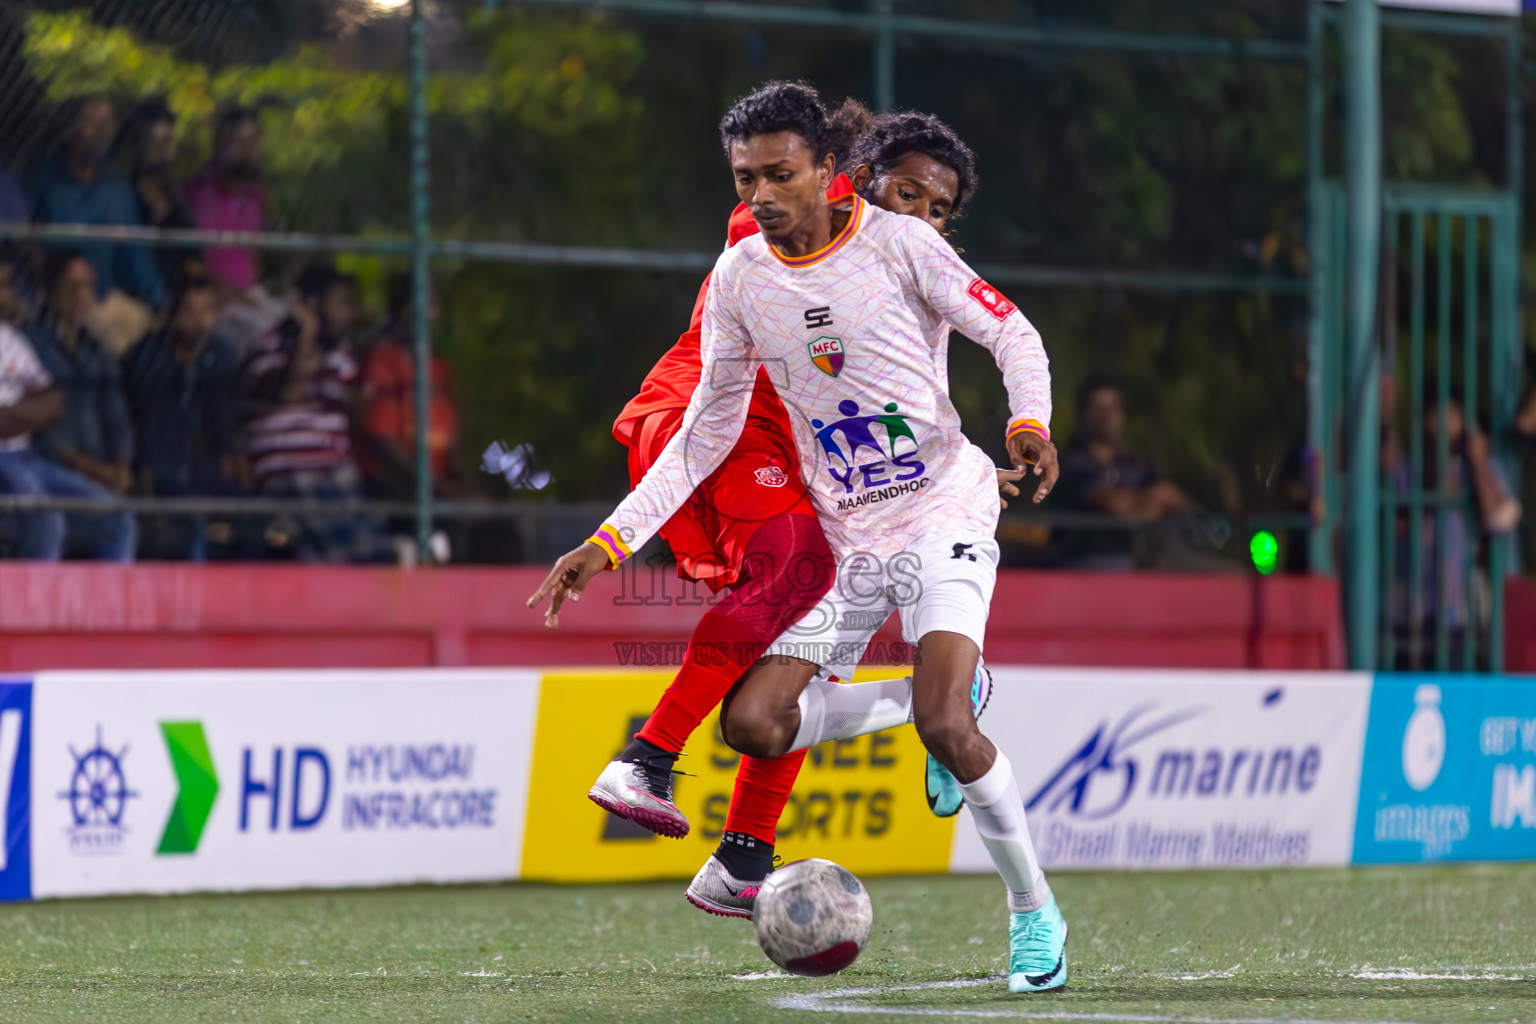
[0,1,1524,668]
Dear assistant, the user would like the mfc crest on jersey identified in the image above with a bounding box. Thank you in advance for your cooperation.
[592,196,1052,565]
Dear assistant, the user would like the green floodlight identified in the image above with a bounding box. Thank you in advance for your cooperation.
[1250,530,1279,575]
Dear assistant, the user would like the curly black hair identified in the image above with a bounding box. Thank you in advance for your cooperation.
[850,111,978,215]
[719,81,871,167]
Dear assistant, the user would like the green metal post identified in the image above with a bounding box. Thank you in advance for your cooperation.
[1491,201,1513,672]
[410,0,433,560]
[1464,215,1479,672]
[1408,212,1425,669]
[1306,0,1333,574]
[873,0,895,113]
[1491,194,1516,673]
[1435,212,1452,672]
[1381,210,1398,670]
[1330,186,1348,580]
[1344,0,1382,671]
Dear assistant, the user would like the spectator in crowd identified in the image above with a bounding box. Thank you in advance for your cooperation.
[0,253,134,561]
[242,265,379,562]
[0,169,27,232]
[26,250,137,531]
[31,96,165,308]
[115,98,197,286]
[359,274,471,501]
[0,242,32,326]
[185,106,264,293]
[1052,375,1193,570]
[122,273,245,559]
[1389,389,1520,668]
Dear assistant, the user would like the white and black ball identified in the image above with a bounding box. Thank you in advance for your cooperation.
[753,858,872,977]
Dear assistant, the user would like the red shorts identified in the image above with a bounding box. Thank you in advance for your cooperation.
[627,408,819,592]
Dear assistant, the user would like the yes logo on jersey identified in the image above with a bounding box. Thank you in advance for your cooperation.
[807,336,845,377]
[812,399,929,509]
[967,277,1017,320]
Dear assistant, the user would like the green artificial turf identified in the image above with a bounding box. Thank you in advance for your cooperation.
[0,866,1533,1023]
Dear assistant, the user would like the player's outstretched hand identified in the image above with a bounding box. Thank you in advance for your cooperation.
[996,467,1025,509]
[1006,431,1059,504]
[527,541,612,629]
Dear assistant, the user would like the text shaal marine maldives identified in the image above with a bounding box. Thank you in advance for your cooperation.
[951,670,1371,871]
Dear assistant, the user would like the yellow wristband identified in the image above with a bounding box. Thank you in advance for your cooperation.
[1007,418,1050,443]
[587,525,633,568]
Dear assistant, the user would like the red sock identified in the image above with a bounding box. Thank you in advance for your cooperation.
[637,611,760,753]
[725,750,807,844]
[636,513,832,754]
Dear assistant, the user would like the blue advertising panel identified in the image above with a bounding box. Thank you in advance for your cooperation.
[0,680,32,901]
[1354,675,1536,863]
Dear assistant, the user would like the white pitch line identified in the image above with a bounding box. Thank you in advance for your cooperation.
[1351,969,1533,981]
[1162,967,1244,981]
[772,977,1457,1023]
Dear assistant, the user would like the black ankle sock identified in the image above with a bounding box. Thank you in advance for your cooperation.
[621,736,677,762]
[715,830,774,881]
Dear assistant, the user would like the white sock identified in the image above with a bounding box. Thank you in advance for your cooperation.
[789,672,914,751]
[957,751,1050,913]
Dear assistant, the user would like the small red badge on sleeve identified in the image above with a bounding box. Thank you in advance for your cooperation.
[967,277,1017,320]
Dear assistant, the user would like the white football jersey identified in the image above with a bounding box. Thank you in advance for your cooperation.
[0,323,52,453]
[591,196,1052,565]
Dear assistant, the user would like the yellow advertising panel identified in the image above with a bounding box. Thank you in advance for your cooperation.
[520,669,956,882]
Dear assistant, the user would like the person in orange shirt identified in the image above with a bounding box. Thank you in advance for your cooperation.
[358,274,472,502]
[582,103,999,919]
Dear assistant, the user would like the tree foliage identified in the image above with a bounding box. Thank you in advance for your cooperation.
[20,7,643,234]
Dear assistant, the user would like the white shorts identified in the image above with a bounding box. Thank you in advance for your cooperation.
[763,530,999,677]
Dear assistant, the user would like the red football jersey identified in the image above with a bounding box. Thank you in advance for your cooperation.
[612,174,856,446]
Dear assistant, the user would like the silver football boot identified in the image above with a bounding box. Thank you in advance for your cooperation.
[684,854,768,919]
[587,747,689,839]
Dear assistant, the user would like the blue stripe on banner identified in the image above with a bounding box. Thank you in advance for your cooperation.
[0,681,31,901]
[1353,675,1536,864]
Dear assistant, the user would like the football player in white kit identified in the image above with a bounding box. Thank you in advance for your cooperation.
[529,81,1067,994]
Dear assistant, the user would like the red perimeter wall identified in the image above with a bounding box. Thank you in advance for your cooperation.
[0,564,1344,672]
[1501,579,1536,673]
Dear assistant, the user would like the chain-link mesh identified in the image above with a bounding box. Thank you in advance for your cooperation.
[0,1,1504,576]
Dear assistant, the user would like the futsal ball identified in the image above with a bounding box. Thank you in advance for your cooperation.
[753,858,873,977]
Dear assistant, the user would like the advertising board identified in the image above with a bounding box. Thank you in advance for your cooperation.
[1353,675,1536,863]
[951,669,1372,871]
[29,670,540,898]
[0,667,1527,901]
[518,668,956,882]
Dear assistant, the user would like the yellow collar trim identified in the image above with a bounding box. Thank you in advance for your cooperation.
[768,195,864,268]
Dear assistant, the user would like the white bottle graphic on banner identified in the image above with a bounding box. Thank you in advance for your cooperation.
[1402,683,1445,792]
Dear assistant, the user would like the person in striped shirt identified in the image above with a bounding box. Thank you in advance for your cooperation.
[241,265,381,562]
